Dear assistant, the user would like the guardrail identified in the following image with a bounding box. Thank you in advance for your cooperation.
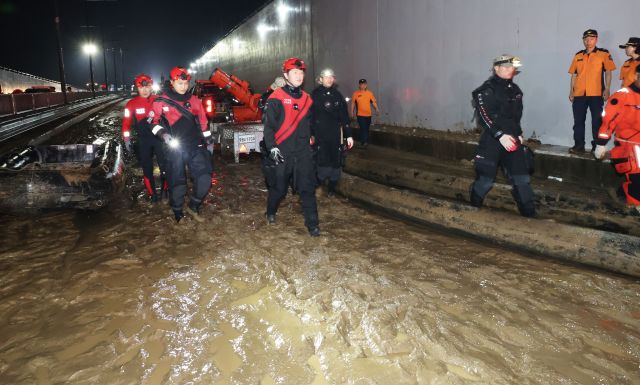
[0,92,113,117]
[0,95,120,143]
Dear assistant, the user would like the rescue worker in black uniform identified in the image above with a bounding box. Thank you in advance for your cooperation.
[150,67,213,223]
[263,57,320,236]
[471,55,536,217]
[122,74,167,202]
[311,68,353,196]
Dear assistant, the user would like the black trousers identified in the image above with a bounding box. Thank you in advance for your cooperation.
[135,136,166,196]
[317,166,341,183]
[165,146,212,212]
[357,116,372,144]
[266,150,319,228]
[572,96,603,149]
[470,135,536,217]
[626,173,640,203]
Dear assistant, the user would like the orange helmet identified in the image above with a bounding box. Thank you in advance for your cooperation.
[170,66,191,81]
[134,73,153,87]
[282,57,306,73]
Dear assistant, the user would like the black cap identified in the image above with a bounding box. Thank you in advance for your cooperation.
[583,29,598,39]
[358,78,367,84]
[619,37,640,49]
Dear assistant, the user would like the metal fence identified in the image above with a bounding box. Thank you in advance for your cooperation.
[0,92,106,117]
[0,95,120,143]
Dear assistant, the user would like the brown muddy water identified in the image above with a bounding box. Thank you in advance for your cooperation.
[0,103,639,384]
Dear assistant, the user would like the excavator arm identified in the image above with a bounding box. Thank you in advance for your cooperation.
[209,68,263,122]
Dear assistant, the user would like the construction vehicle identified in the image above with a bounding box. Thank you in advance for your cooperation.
[197,68,266,162]
[193,80,231,122]
[208,68,263,123]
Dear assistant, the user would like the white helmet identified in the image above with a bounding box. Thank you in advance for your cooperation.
[317,68,336,84]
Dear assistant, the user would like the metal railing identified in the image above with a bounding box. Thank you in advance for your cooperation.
[0,95,120,143]
[0,92,111,117]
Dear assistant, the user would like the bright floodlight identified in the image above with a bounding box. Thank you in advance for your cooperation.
[151,84,160,92]
[83,43,98,55]
[257,23,277,40]
[232,39,244,49]
[277,2,293,23]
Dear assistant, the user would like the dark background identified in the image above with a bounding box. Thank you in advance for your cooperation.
[0,0,268,88]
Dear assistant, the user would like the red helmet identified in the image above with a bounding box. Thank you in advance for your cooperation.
[134,73,153,88]
[170,66,191,81]
[282,57,306,73]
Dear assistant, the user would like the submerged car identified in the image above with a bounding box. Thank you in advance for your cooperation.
[0,141,124,212]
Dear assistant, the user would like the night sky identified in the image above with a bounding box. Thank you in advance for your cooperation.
[0,0,268,89]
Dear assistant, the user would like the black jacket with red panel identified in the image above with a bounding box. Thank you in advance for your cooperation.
[122,95,157,141]
[263,85,313,155]
[150,88,210,150]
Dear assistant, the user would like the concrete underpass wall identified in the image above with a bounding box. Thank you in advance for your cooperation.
[0,66,75,94]
[196,0,313,94]
[193,0,639,146]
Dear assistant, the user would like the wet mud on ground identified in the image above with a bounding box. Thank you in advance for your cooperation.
[0,103,639,384]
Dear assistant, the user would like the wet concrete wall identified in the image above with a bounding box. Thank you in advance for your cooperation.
[192,0,640,146]
[0,66,67,94]
[195,0,313,95]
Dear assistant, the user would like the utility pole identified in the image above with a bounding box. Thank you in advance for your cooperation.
[82,0,95,96]
[84,0,120,92]
[84,44,97,97]
[53,0,68,103]
[112,48,118,91]
[102,30,108,91]
[120,48,125,94]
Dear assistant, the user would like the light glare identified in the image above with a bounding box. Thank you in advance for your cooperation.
[83,43,98,55]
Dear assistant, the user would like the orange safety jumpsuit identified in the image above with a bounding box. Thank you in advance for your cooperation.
[597,83,640,205]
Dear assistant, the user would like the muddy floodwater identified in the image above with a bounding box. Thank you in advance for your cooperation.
[0,104,639,384]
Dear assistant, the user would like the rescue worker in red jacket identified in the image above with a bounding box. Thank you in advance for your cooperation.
[594,64,640,209]
[263,58,320,236]
[122,74,167,202]
[150,66,213,222]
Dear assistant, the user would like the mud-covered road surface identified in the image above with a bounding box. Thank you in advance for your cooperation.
[0,102,639,384]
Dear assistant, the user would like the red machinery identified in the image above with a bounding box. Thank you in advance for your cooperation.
[208,68,263,123]
[194,80,229,121]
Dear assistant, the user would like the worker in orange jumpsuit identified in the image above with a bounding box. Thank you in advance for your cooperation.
[594,65,640,209]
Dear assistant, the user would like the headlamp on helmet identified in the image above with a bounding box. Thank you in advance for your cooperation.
[282,57,306,73]
[170,66,192,81]
[493,55,523,68]
[134,74,153,88]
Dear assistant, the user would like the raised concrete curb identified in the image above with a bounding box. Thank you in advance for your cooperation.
[345,147,639,237]
[338,173,640,278]
[352,125,621,186]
